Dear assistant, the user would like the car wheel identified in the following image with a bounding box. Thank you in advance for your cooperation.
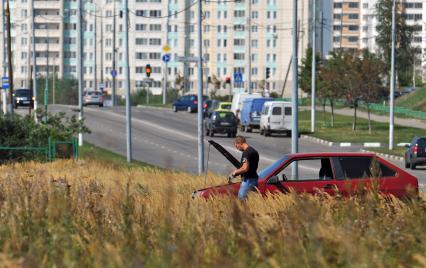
[265,130,271,137]
[260,128,264,135]
[286,130,292,137]
[187,106,192,113]
[410,161,416,170]
[209,130,214,137]
[172,105,177,112]
[232,131,237,138]
[99,103,103,107]
[205,128,210,136]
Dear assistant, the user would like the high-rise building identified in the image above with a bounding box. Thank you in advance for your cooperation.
[1,0,311,98]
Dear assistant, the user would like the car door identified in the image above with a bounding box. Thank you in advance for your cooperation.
[331,156,400,197]
[264,158,340,196]
[270,105,283,130]
[283,105,292,130]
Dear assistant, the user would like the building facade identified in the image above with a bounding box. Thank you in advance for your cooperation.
[2,0,310,97]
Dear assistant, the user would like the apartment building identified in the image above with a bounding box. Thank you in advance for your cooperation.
[2,0,310,97]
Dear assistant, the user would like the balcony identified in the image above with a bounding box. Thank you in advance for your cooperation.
[34,1,61,10]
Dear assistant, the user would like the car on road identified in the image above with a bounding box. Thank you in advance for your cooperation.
[193,141,419,199]
[405,137,426,169]
[203,100,232,118]
[204,110,238,137]
[260,101,292,137]
[240,97,273,132]
[13,89,34,109]
[83,91,104,107]
[172,94,208,113]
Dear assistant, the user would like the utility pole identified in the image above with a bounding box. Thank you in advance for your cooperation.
[291,0,299,154]
[246,0,252,94]
[163,8,169,105]
[1,0,6,114]
[123,0,132,162]
[311,0,316,133]
[31,0,37,121]
[100,10,104,87]
[6,0,13,113]
[44,29,49,120]
[112,0,116,106]
[389,0,396,150]
[52,58,55,104]
[197,0,204,174]
[94,4,97,91]
[77,0,84,146]
[340,2,343,49]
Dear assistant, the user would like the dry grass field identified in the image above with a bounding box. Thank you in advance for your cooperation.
[0,159,425,267]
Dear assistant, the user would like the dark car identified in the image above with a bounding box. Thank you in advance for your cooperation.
[13,89,33,109]
[205,111,238,137]
[405,137,426,169]
[83,91,104,107]
[172,94,208,113]
[192,141,419,199]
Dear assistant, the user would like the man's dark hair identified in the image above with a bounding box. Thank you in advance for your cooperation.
[234,136,246,144]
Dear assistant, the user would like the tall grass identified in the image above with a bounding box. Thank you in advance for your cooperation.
[0,160,425,267]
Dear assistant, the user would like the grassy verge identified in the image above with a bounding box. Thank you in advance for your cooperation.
[300,110,424,157]
[396,87,426,111]
[79,143,158,169]
[367,147,407,157]
[0,160,425,267]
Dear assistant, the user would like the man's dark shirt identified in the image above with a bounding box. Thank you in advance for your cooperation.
[240,146,259,180]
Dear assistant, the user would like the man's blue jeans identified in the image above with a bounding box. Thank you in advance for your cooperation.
[238,178,258,200]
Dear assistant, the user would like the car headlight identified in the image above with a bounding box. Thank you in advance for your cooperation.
[192,190,202,199]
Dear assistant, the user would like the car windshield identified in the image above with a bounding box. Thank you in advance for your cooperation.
[221,104,231,110]
[87,91,101,96]
[217,112,235,120]
[258,155,289,179]
[15,90,31,97]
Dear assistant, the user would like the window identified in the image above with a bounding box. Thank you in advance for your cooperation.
[348,14,359,19]
[348,36,358,42]
[335,157,395,179]
[234,10,245,18]
[272,107,281,115]
[275,158,334,181]
[284,107,291,115]
[334,3,342,8]
[348,25,359,31]
[348,2,358,8]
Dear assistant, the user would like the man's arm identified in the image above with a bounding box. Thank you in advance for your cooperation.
[232,161,249,177]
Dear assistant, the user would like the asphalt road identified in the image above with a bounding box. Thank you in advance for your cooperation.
[27,105,426,189]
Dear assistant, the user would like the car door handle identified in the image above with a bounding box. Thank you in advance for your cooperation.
[323,184,335,189]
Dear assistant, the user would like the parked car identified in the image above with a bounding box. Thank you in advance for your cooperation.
[240,97,273,132]
[83,91,104,107]
[193,141,419,199]
[404,137,426,169]
[13,89,34,109]
[260,101,292,136]
[204,110,238,137]
[172,94,208,113]
[401,86,416,95]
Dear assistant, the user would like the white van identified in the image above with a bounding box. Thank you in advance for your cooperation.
[259,101,292,136]
[231,93,262,118]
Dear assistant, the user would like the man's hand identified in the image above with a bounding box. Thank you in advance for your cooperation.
[228,173,235,184]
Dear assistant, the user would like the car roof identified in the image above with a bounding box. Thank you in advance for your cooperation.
[287,152,377,158]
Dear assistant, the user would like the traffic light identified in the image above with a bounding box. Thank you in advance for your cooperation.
[266,67,270,79]
[225,76,231,84]
[145,64,152,77]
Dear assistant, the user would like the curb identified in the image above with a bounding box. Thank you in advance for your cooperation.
[360,149,404,162]
[301,135,334,146]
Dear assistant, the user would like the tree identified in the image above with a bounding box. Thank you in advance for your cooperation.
[319,50,346,127]
[298,47,322,95]
[358,50,387,133]
[375,0,418,86]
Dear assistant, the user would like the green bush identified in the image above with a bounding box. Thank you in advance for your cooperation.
[0,110,89,163]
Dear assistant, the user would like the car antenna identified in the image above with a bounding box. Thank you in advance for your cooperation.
[204,141,212,187]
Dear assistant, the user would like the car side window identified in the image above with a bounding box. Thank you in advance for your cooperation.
[274,158,334,181]
[284,107,292,115]
[262,106,269,115]
[272,107,282,115]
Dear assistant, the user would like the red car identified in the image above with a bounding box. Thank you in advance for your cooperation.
[193,141,419,199]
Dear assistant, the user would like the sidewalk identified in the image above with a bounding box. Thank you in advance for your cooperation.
[315,106,426,130]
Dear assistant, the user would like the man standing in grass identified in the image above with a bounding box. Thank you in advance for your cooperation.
[231,136,259,200]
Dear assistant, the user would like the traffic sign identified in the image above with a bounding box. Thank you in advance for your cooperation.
[2,76,8,89]
[162,44,171,53]
[162,54,171,63]
[233,72,243,83]
[111,69,117,77]
[99,83,105,90]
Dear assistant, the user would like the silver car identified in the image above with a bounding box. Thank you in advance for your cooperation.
[83,91,104,107]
